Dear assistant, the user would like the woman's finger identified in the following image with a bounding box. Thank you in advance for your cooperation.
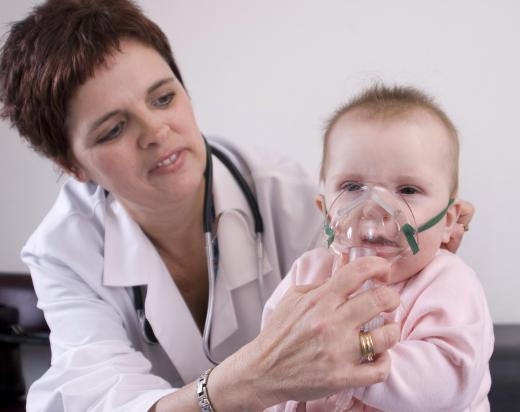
[457,200,475,226]
[296,401,307,412]
[371,322,400,354]
[323,256,392,305]
[340,286,400,328]
[362,322,400,355]
[292,281,326,294]
[347,351,391,388]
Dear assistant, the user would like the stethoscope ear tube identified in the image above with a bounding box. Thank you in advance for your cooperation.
[208,143,264,234]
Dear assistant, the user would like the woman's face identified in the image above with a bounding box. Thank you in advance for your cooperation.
[66,39,206,215]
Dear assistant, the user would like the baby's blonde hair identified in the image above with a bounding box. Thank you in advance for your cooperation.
[320,84,459,196]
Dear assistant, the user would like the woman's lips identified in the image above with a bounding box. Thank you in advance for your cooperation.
[149,148,186,175]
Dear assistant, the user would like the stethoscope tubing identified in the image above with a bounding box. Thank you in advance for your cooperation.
[202,138,264,364]
[202,231,219,364]
[133,138,264,366]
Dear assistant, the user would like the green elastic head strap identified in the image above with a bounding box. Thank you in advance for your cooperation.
[324,220,335,248]
[402,198,455,255]
[322,195,335,247]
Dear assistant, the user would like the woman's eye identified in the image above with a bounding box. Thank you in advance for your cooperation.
[98,121,125,144]
[399,186,420,195]
[153,93,174,107]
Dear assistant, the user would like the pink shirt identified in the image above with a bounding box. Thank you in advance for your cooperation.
[262,248,494,412]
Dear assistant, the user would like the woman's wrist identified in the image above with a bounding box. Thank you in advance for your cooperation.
[208,339,268,412]
[150,381,199,412]
[151,339,269,412]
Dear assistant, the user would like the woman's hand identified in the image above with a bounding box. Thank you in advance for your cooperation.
[210,256,400,411]
[442,199,475,253]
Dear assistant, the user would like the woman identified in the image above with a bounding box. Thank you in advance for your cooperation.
[0,1,472,411]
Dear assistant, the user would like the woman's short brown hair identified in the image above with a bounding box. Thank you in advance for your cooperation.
[0,0,184,171]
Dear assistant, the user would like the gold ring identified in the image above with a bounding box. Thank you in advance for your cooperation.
[463,224,470,232]
[359,331,375,363]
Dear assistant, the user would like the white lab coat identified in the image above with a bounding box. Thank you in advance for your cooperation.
[23,138,322,412]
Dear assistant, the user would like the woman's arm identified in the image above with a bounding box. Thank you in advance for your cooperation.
[154,256,400,411]
[25,258,176,412]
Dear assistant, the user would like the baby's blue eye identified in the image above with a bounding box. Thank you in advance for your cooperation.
[153,93,174,107]
[342,182,364,192]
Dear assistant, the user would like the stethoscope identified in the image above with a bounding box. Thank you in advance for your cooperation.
[132,138,264,365]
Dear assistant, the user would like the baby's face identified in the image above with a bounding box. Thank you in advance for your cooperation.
[323,108,459,284]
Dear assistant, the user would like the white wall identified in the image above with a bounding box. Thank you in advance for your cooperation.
[1,1,519,323]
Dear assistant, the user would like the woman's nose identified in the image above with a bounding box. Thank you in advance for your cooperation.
[137,114,169,149]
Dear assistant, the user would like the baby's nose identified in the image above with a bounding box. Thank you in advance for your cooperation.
[361,200,389,220]
[360,204,400,241]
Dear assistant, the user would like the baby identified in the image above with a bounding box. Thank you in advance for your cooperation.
[262,85,494,411]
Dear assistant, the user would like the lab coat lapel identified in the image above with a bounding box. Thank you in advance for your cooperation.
[145,259,213,383]
[210,155,273,349]
[103,194,212,382]
[103,194,159,287]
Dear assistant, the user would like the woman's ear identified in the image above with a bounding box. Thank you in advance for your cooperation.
[441,200,462,244]
[70,167,90,182]
[56,158,90,182]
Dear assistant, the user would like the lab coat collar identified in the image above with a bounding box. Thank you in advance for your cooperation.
[103,195,214,382]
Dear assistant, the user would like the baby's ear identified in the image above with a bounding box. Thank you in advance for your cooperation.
[441,200,462,244]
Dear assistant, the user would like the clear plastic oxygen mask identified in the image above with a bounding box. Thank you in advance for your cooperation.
[324,184,417,332]
[323,183,455,332]
[327,184,418,256]
[325,183,416,331]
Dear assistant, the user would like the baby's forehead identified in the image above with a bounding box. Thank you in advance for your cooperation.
[330,107,455,149]
[325,106,458,189]
[334,106,442,130]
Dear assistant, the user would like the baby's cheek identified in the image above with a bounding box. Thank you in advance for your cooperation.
[389,247,435,284]
[389,259,419,284]
[388,211,447,283]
